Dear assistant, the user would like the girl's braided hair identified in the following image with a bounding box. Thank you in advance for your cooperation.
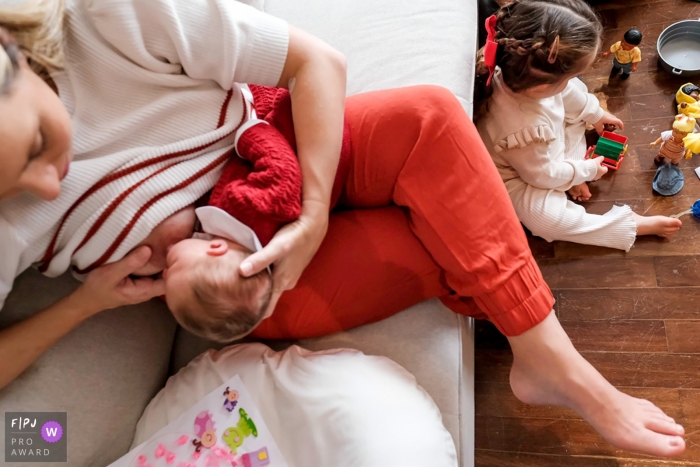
[475,0,602,103]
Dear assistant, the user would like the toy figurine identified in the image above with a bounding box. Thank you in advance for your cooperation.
[602,28,642,80]
[676,83,700,126]
[650,114,700,165]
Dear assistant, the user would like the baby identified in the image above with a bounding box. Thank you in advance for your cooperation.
[157,85,351,342]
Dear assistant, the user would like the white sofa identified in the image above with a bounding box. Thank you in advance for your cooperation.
[173,1,479,465]
[0,0,478,465]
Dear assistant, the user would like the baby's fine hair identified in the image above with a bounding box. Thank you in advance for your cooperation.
[476,0,602,100]
[177,260,273,343]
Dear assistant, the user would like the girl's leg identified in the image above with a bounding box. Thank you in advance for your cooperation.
[510,181,637,251]
[340,85,685,457]
[252,207,451,339]
[341,85,553,336]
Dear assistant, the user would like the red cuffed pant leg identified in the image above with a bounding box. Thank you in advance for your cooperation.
[339,85,554,336]
[255,85,553,339]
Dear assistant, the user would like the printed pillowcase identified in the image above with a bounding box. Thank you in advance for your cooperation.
[132,343,458,467]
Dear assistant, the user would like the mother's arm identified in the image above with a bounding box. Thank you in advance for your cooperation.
[239,26,347,305]
[0,246,164,390]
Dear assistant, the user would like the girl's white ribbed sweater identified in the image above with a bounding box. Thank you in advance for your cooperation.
[0,0,289,309]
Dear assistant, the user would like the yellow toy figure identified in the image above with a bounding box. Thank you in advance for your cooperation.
[650,115,700,165]
[676,83,700,122]
[602,29,642,80]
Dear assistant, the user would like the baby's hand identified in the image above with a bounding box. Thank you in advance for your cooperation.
[593,111,624,135]
[592,156,609,180]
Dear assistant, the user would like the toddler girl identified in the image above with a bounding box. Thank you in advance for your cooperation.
[476,0,681,252]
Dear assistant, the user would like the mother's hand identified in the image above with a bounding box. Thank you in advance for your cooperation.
[239,200,329,313]
[73,246,166,316]
[0,246,165,390]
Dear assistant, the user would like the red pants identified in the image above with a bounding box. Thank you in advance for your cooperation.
[252,86,553,339]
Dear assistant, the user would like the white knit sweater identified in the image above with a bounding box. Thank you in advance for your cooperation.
[479,71,605,191]
[0,0,289,309]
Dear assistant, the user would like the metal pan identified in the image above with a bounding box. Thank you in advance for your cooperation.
[657,19,700,78]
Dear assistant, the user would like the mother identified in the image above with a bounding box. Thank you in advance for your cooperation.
[0,0,686,462]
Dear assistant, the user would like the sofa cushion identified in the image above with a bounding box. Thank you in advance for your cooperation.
[259,0,477,114]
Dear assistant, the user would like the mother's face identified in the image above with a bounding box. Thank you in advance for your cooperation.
[0,55,72,201]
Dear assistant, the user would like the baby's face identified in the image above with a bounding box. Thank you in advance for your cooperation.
[163,236,249,316]
[131,206,196,276]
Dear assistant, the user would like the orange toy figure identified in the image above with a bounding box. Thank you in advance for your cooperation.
[650,115,700,165]
[602,28,642,80]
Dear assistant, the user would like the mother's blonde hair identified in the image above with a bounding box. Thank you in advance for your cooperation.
[0,0,65,93]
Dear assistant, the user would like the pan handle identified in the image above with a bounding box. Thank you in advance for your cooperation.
[672,68,683,75]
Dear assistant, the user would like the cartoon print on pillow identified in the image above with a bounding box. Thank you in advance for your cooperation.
[193,411,218,453]
[223,387,239,413]
[222,409,258,454]
[240,447,271,467]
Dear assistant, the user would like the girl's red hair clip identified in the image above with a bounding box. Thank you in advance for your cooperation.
[484,15,498,85]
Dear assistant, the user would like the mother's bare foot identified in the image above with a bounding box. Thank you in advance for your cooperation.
[568,182,592,202]
[508,313,686,458]
[633,213,682,237]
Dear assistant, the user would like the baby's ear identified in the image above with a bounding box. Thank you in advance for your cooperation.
[207,239,229,256]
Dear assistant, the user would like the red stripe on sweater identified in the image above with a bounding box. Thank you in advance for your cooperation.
[217,89,234,128]
[40,92,246,273]
[74,152,231,274]
[71,162,179,257]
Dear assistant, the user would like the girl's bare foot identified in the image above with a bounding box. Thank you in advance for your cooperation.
[508,312,686,458]
[568,182,592,202]
[633,212,682,237]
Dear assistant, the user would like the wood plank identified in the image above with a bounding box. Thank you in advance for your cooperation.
[655,256,700,287]
[475,382,684,421]
[562,319,668,352]
[556,288,700,321]
[475,450,698,467]
[476,350,700,388]
[588,168,700,202]
[475,415,700,460]
[665,321,700,354]
[552,197,700,259]
[538,257,657,289]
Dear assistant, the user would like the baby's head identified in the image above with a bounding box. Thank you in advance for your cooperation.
[164,237,272,343]
[477,0,602,100]
[682,84,700,101]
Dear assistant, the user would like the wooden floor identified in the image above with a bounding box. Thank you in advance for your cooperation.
[474,0,700,465]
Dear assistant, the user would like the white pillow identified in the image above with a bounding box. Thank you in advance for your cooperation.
[133,343,458,466]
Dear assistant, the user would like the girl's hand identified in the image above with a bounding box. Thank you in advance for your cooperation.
[593,111,624,135]
[239,200,329,314]
[592,156,609,180]
[73,246,166,316]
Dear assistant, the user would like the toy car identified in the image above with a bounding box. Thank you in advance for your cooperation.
[585,130,628,170]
